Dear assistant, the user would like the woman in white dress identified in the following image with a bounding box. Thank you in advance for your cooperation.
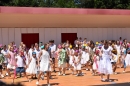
[98,41,113,82]
[124,46,130,69]
[36,44,51,86]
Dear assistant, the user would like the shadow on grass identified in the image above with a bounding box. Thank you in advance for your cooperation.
[91,82,130,86]
[0,80,24,86]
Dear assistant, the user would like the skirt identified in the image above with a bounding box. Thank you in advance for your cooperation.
[40,63,51,72]
[26,63,37,74]
[98,56,113,74]
[74,63,81,70]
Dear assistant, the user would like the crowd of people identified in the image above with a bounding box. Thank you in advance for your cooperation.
[0,37,130,86]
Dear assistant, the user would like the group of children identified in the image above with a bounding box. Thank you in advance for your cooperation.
[0,37,130,85]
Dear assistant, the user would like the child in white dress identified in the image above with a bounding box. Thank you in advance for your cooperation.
[26,52,37,79]
[69,48,74,74]
[73,51,83,76]
[93,50,100,75]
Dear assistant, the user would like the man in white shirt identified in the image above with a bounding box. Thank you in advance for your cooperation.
[49,40,56,72]
[15,52,30,82]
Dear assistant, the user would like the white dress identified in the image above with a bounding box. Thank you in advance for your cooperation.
[26,57,37,74]
[28,49,35,59]
[40,50,51,72]
[73,56,81,70]
[93,55,99,70]
[98,46,113,74]
[125,53,130,66]
[69,49,74,65]
[81,51,89,64]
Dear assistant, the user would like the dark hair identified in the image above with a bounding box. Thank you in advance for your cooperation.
[104,41,108,45]
[31,44,34,47]
[4,45,6,48]
[43,44,47,49]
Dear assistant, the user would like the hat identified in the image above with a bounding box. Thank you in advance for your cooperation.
[32,52,36,55]
[69,45,72,49]
[40,45,44,49]
[96,42,99,45]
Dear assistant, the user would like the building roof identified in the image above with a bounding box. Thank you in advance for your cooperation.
[0,7,130,28]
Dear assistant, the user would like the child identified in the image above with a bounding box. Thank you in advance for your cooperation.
[58,43,67,76]
[111,50,118,75]
[1,45,8,76]
[93,50,100,75]
[0,48,5,78]
[7,46,17,82]
[73,51,83,76]
[69,46,75,74]
[15,51,30,82]
[26,52,37,79]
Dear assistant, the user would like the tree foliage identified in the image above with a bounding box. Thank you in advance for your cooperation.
[0,0,130,9]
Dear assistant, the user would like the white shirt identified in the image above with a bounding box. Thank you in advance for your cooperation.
[50,44,56,57]
[16,55,25,67]
[1,49,8,63]
[50,44,56,52]
[28,48,35,58]
[35,49,40,58]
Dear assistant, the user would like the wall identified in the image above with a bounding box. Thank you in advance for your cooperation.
[0,28,129,46]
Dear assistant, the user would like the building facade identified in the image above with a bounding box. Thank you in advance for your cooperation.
[0,7,130,47]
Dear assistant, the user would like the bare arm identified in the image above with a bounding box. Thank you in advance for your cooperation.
[38,51,42,66]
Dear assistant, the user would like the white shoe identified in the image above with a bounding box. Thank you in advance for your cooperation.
[6,73,8,76]
[106,79,112,82]
[28,79,31,82]
[1,74,4,78]
[75,74,79,76]
[48,84,50,86]
[101,78,106,82]
[36,81,39,85]
[123,71,126,73]
[114,72,117,75]
[86,68,89,71]
[63,74,66,76]
[58,72,61,76]
[92,73,95,76]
